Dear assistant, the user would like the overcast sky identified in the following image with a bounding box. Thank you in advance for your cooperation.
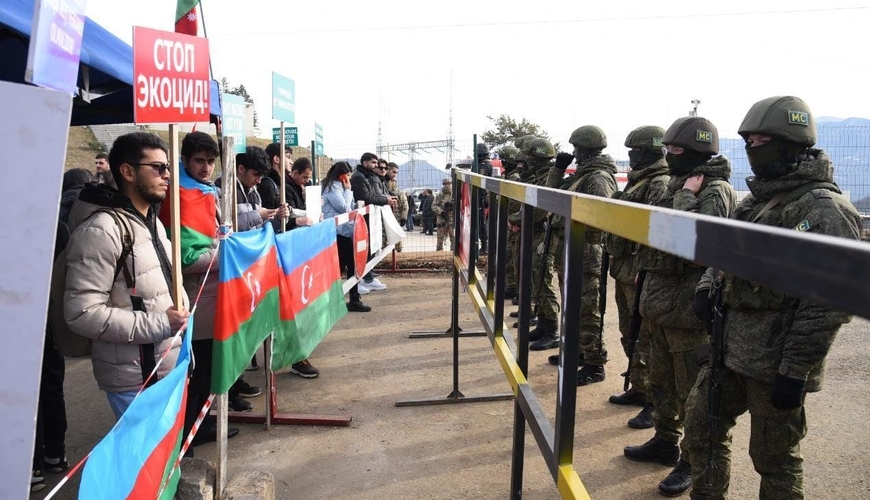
[84,0,870,160]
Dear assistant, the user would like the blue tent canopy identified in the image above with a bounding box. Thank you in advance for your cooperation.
[0,0,221,126]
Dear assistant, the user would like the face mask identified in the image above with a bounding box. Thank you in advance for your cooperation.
[746,139,800,179]
[628,150,663,170]
[575,148,601,164]
[666,150,709,176]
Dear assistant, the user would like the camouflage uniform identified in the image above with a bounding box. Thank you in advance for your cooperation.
[606,157,670,398]
[432,183,454,251]
[385,178,408,252]
[546,153,618,365]
[684,98,862,500]
[638,154,736,461]
[499,145,522,292]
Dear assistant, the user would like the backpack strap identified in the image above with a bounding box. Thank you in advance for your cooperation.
[93,208,136,290]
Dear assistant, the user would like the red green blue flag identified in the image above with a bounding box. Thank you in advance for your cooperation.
[78,321,193,499]
[212,224,281,393]
[272,223,347,370]
[175,0,200,35]
[158,164,218,268]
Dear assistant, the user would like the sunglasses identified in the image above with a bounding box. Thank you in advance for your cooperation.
[376,167,387,171]
[130,162,170,175]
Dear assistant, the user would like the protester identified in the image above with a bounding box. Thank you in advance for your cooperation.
[258,143,313,231]
[350,152,394,293]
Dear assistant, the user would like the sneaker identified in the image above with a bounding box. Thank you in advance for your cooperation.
[357,282,371,294]
[576,365,605,386]
[31,470,45,492]
[228,392,253,412]
[245,354,259,371]
[365,278,387,291]
[290,359,320,378]
[235,377,262,398]
[628,404,654,429]
[347,300,372,312]
[44,456,69,473]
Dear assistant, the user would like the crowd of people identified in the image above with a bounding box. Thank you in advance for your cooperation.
[31,95,860,499]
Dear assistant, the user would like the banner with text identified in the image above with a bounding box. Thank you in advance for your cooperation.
[25,0,88,95]
[314,122,324,156]
[133,26,210,124]
[221,93,247,153]
[271,72,295,123]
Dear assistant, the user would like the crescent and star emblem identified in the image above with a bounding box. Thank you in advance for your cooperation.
[301,265,313,304]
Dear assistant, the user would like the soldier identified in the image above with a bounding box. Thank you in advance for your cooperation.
[384,162,408,252]
[624,116,737,497]
[432,178,454,251]
[682,97,861,500]
[508,138,557,336]
[606,126,670,431]
[507,135,541,327]
[499,145,522,299]
[476,143,493,255]
[541,126,618,387]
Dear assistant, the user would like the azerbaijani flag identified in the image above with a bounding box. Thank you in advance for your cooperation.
[175,0,200,35]
[212,224,281,393]
[272,223,347,370]
[158,164,218,269]
[79,322,193,499]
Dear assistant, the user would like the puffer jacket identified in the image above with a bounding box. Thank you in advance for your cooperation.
[639,155,736,347]
[322,180,355,238]
[64,184,188,393]
[351,165,389,206]
[698,150,861,391]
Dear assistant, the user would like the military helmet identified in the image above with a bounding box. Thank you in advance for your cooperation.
[521,137,555,159]
[737,96,816,146]
[475,142,490,160]
[514,135,537,151]
[569,125,607,149]
[624,125,666,151]
[663,117,719,154]
[442,177,451,185]
[498,145,520,164]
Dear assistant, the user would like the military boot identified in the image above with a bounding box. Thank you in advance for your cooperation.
[529,320,559,350]
[628,403,654,429]
[549,352,584,366]
[658,459,692,497]
[505,287,517,300]
[576,365,605,386]
[512,317,537,328]
[623,437,679,466]
[609,388,647,407]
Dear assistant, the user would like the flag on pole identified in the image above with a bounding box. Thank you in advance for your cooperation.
[175,0,200,35]
[272,223,347,370]
[78,323,193,500]
[212,224,281,393]
[158,164,218,268]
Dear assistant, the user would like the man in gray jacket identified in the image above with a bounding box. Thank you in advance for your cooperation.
[64,132,190,419]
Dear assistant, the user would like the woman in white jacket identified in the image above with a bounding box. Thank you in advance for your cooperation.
[322,162,371,312]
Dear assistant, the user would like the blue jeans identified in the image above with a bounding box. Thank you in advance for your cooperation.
[106,390,139,420]
[405,217,415,231]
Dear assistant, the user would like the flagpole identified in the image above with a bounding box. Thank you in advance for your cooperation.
[196,1,213,81]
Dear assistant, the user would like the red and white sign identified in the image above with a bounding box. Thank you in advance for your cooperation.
[353,212,369,279]
[458,182,471,268]
[132,26,210,124]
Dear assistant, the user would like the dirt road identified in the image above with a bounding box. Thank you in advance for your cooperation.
[37,274,870,499]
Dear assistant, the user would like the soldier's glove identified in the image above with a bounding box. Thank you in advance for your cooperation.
[555,152,574,170]
[692,289,713,335]
[444,201,453,211]
[770,373,806,411]
[399,219,407,225]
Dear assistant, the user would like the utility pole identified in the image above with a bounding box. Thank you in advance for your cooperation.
[690,99,701,117]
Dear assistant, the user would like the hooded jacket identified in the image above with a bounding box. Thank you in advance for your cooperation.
[64,184,188,393]
[639,155,736,348]
[351,165,389,206]
[699,150,861,391]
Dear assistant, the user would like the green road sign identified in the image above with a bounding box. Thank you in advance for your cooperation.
[314,122,324,156]
[272,126,298,146]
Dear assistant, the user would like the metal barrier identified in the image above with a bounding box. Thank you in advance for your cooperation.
[407,162,870,499]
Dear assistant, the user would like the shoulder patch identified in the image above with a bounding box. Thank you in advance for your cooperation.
[795,219,811,232]
[787,110,810,126]
[811,189,832,200]
[695,130,713,143]
[651,137,663,147]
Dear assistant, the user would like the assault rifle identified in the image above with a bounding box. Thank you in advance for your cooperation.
[622,270,647,392]
[705,275,727,485]
[598,248,610,355]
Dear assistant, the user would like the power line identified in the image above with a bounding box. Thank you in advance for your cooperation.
[211,6,868,37]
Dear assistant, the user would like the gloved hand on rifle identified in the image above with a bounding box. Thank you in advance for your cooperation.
[692,289,714,335]
[444,201,453,211]
[770,373,806,411]
[555,152,574,170]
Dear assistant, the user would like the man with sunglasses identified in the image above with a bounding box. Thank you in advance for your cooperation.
[63,132,191,419]
[351,153,396,292]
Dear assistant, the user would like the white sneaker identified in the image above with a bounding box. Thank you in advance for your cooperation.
[357,282,370,294]
[365,278,387,290]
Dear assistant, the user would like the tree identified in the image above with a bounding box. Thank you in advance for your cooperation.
[231,84,252,104]
[220,77,230,94]
[481,114,560,151]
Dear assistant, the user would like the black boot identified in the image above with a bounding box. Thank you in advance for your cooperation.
[576,365,605,386]
[623,437,679,466]
[529,320,559,350]
[628,404,654,429]
[509,310,519,318]
[609,388,647,407]
[511,297,519,305]
[505,287,517,300]
[513,317,537,328]
[658,460,692,497]
[549,351,584,366]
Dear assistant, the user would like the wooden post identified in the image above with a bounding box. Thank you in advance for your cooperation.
[169,124,183,309]
[216,136,236,500]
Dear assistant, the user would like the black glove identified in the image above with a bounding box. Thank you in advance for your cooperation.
[399,219,407,225]
[444,201,453,211]
[555,152,574,170]
[692,289,713,335]
[770,373,806,411]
